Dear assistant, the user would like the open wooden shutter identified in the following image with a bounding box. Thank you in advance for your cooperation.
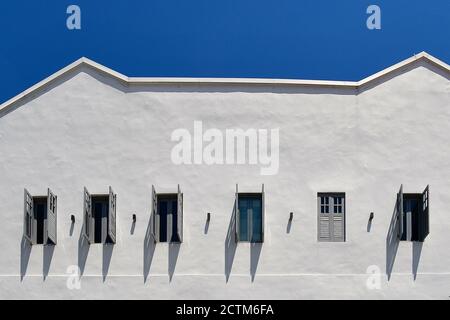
[151,185,159,242]
[177,184,183,243]
[83,187,93,243]
[235,184,239,242]
[23,189,34,244]
[419,185,430,242]
[46,188,57,245]
[261,184,265,242]
[108,186,117,244]
[397,185,404,239]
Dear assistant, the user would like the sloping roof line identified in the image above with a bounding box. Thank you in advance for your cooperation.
[1,52,449,113]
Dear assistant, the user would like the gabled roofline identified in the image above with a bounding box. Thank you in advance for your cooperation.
[1,52,449,114]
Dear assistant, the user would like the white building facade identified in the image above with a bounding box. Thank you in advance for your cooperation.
[0,52,449,299]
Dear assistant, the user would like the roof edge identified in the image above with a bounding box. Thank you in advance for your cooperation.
[1,52,449,113]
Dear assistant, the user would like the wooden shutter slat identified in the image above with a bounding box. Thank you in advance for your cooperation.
[419,185,430,242]
[261,184,265,243]
[235,184,239,242]
[397,185,404,239]
[83,187,93,243]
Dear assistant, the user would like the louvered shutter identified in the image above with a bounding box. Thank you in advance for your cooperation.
[419,185,430,242]
[318,195,331,241]
[177,184,183,243]
[151,185,159,242]
[23,189,34,244]
[397,185,404,239]
[261,184,265,243]
[46,188,57,245]
[108,186,117,244]
[332,196,345,242]
[83,187,93,243]
[235,184,239,242]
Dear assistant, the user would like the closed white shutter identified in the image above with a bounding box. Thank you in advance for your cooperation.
[46,188,57,245]
[177,184,183,243]
[83,187,93,243]
[332,196,345,242]
[151,185,159,242]
[108,186,117,244]
[23,189,34,244]
[317,195,331,241]
[235,184,239,242]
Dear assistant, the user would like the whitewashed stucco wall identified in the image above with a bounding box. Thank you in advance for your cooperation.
[0,59,449,299]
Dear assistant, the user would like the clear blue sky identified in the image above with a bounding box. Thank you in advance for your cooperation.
[0,1,448,103]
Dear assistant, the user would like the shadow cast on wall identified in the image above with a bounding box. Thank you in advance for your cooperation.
[102,244,114,282]
[168,243,180,282]
[43,244,55,281]
[20,237,32,281]
[412,241,423,281]
[386,200,400,281]
[250,243,262,282]
[77,222,90,277]
[224,202,237,283]
[143,213,156,283]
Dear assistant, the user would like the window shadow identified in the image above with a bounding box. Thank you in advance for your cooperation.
[168,243,180,282]
[143,213,156,283]
[386,201,400,280]
[102,243,114,282]
[250,243,262,282]
[20,237,32,281]
[43,244,55,281]
[412,241,423,281]
[224,202,238,283]
[77,225,90,277]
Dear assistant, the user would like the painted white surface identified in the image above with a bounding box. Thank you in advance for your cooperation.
[0,58,449,299]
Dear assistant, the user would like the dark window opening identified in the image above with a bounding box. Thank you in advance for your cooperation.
[238,193,263,243]
[91,195,109,244]
[33,197,47,245]
[401,193,421,241]
[157,194,179,243]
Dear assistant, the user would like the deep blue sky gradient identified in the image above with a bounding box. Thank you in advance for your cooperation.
[0,0,449,103]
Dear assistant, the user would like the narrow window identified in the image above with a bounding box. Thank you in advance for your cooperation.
[235,184,265,243]
[83,187,116,244]
[151,185,183,243]
[397,185,429,242]
[23,188,57,245]
[317,193,345,242]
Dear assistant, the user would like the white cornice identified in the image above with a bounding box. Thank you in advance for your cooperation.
[1,52,449,114]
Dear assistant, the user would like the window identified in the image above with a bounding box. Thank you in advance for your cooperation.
[396,184,429,242]
[23,188,57,245]
[317,193,345,242]
[151,185,183,243]
[83,187,116,244]
[235,184,265,243]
